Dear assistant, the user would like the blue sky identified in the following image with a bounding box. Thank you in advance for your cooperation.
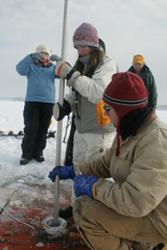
[0,0,167,104]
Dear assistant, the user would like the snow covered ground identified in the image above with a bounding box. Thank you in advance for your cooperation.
[0,100,167,214]
[0,100,72,215]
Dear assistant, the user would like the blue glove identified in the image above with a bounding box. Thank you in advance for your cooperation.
[48,165,76,182]
[74,175,97,198]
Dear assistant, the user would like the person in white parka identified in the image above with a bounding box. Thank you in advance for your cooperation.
[49,23,118,218]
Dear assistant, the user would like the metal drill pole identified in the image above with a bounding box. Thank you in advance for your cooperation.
[53,0,69,224]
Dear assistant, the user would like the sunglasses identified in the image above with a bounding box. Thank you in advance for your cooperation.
[103,105,112,112]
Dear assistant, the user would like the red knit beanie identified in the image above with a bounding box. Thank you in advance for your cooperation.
[103,72,148,155]
[73,23,99,48]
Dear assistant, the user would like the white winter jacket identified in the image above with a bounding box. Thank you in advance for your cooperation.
[66,56,117,133]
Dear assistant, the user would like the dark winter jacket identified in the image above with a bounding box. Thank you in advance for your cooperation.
[128,65,157,109]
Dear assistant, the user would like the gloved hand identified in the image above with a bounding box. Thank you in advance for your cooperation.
[49,54,61,62]
[66,71,81,87]
[48,165,76,182]
[55,60,72,79]
[74,175,98,198]
[53,99,71,121]
[31,52,43,63]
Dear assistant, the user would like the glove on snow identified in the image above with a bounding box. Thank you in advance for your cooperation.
[53,99,71,121]
[55,60,72,79]
[48,165,76,182]
[74,175,97,198]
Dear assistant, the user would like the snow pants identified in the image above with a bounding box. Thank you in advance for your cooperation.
[21,101,54,159]
[73,130,115,171]
[70,130,115,205]
[73,196,167,250]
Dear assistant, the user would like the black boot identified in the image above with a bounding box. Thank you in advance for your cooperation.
[59,206,73,219]
[33,152,45,162]
[152,243,165,250]
[34,155,45,162]
[20,157,31,165]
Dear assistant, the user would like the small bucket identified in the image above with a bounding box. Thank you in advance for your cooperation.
[42,215,67,238]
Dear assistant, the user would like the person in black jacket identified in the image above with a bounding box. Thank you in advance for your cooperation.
[128,54,158,110]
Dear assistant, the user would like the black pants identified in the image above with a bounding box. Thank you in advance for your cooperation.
[21,102,54,159]
[64,114,76,165]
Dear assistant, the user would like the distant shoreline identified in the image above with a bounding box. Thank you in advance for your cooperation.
[0,98,167,110]
[157,105,167,110]
[0,97,24,102]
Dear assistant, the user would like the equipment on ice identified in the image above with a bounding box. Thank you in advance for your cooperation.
[42,0,69,238]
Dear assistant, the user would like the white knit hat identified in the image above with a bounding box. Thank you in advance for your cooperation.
[36,44,51,56]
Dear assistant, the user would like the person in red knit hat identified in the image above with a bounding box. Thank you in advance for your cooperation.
[53,72,167,250]
[103,72,148,156]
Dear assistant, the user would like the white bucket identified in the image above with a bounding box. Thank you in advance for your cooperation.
[42,215,67,238]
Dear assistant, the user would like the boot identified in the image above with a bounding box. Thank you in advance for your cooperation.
[152,243,165,250]
[59,206,73,219]
[20,157,31,165]
[35,155,45,162]
[33,152,45,162]
[132,241,154,250]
